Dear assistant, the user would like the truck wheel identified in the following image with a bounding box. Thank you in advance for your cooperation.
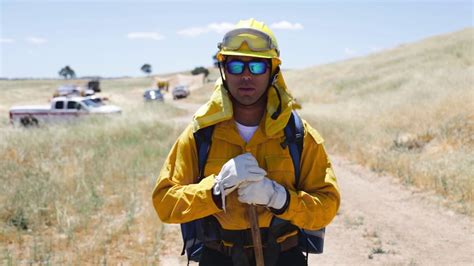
[20,116,38,127]
[20,116,29,126]
[31,117,39,126]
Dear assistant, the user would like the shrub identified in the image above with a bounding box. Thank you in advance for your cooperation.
[191,66,209,77]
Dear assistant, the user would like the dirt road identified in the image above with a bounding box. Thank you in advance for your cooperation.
[157,100,473,265]
[311,156,472,265]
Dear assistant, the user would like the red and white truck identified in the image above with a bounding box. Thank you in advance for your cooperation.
[9,96,122,126]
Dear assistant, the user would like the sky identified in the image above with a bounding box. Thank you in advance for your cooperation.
[1,0,472,78]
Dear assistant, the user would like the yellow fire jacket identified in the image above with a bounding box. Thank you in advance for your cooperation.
[152,75,340,237]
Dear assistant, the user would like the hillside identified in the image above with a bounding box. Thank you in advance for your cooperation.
[284,28,474,215]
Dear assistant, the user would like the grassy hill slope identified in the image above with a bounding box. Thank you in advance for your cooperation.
[285,28,473,214]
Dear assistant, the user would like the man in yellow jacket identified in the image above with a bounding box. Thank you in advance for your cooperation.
[152,18,340,266]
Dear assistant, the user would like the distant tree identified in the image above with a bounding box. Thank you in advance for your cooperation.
[212,52,219,67]
[191,66,209,78]
[59,66,76,79]
[58,67,67,79]
[141,64,152,75]
[69,68,76,79]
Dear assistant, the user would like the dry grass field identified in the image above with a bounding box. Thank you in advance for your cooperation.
[0,78,188,263]
[0,28,472,263]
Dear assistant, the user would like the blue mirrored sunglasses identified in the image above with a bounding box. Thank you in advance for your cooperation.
[225,60,269,75]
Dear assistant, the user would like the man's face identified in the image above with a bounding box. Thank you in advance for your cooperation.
[224,55,271,106]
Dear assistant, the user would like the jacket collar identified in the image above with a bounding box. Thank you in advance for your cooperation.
[209,115,285,147]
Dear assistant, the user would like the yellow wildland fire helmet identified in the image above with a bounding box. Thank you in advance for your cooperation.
[217,18,281,67]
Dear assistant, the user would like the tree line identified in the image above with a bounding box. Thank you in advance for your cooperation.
[59,58,217,79]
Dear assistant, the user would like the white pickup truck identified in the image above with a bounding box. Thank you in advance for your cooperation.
[9,96,122,126]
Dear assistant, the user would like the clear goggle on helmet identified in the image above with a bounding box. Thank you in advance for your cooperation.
[218,28,280,56]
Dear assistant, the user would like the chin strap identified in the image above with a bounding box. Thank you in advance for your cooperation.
[217,61,229,91]
[270,67,282,120]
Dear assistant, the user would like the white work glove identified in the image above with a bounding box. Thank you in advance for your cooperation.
[213,153,266,211]
[237,177,287,210]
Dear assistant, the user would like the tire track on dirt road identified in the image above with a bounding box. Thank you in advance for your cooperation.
[313,156,472,265]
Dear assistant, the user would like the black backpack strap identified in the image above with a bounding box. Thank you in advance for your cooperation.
[271,111,304,232]
[282,111,326,255]
[179,126,215,263]
[194,125,215,180]
[283,110,304,187]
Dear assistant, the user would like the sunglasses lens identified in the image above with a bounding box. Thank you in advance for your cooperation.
[248,61,267,75]
[226,61,245,74]
[226,60,268,75]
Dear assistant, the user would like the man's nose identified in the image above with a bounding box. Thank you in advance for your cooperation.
[242,74,252,81]
[241,67,252,81]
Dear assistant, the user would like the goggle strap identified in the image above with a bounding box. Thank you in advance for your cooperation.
[271,84,282,120]
[271,67,280,86]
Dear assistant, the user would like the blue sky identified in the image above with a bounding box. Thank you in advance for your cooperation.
[1,0,472,78]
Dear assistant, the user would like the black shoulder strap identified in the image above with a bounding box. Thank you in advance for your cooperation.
[283,110,304,188]
[194,125,215,180]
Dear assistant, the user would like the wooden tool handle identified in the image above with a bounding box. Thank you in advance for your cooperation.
[248,205,264,266]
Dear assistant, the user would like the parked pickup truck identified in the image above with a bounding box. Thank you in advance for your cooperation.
[9,96,122,126]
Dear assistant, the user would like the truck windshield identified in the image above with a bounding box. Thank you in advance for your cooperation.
[82,99,100,108]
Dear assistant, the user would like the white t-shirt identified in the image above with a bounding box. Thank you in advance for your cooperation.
[235,121,258,143]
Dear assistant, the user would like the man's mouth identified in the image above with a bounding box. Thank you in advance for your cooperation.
[238,87,255,92]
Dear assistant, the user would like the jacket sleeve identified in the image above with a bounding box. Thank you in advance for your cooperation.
[276,122,341,230]
[152,125,221,224]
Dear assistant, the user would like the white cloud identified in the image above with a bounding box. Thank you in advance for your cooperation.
[177,22,234,37]
[0,38,15,43]
[344,48,357,56]
[178,20,304,38]
[127,32,165,41]
[270,21,303,30]
[26,37,47,44]
[178,20,304,37]
[177,27,209,37]
[207,22,235,34]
